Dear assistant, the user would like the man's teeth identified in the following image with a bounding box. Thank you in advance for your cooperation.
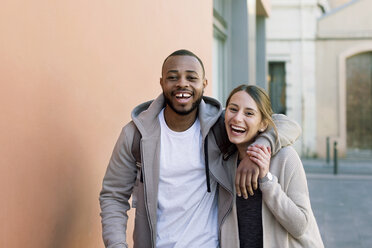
[175,93,191,98]
[231,125,246,133]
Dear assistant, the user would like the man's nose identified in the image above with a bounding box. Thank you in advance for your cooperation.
[176,76,189,87]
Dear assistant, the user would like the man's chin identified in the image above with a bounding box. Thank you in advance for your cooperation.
[170,106,196,116]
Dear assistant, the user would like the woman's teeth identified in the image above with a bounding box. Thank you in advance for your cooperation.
[231,125,246,133]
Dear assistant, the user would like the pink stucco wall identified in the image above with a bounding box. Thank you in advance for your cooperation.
[0,0,213,247]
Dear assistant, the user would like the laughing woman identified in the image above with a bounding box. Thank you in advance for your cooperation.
[225,85,324,248]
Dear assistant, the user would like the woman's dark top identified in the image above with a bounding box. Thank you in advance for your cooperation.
[236,161,263,248]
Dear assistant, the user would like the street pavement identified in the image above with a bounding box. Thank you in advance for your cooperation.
[303,158,372,248]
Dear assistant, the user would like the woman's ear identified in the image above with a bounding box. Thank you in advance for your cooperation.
[259,120,269,132]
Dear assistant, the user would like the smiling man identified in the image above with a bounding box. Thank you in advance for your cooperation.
[99,49,301,248]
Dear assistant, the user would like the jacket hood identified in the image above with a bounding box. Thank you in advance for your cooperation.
[131,94,223,138]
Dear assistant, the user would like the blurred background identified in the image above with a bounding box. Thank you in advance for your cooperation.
[1,0,371,247]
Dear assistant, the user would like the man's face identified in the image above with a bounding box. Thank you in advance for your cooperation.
[160,55,207,116]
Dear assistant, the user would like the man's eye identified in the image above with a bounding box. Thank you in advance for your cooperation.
[187,76,198,81]
[167,76,178,81]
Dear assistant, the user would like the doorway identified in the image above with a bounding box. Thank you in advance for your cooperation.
[346,52,372,150]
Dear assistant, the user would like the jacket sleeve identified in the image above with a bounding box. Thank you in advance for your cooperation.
[259,148,311,238]
[253,114,301,156]
[99,123,138,248]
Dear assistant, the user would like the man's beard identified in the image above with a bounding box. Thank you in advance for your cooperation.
[163,91,203,116]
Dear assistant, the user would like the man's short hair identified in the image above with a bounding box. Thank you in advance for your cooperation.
[162,49,205,78]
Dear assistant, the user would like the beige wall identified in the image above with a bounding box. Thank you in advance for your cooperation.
[328,0,353,9]
[0,0,213,247]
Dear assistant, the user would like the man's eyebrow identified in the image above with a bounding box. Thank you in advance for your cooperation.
[186,70,198,74]
[166,70,198,74]
[166,70,200,76]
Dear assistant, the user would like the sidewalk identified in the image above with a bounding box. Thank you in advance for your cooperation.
[304,158,372,248]
[302,157,372,175]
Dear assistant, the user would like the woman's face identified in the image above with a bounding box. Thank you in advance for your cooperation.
[225,91,266,148]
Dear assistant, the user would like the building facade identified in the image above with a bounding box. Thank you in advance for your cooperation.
[266,0,329,156]
[316,0,372,158]
[267,0,372,158]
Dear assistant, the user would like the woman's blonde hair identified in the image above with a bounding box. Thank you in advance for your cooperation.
[225,84,278,140]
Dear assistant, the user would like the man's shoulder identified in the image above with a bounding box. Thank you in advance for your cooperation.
[131,99,155,118]
[272,146,303,174]
[200,96,222,113]
[122,121,137,132]
[274,146,300,161]
[119,121,138,143]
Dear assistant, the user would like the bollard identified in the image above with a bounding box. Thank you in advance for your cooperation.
[326,137,330,164]
[333,141,338,175]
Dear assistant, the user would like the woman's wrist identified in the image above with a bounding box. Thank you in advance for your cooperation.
[259,171,273,183]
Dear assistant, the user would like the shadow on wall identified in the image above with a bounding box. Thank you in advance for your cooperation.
[46,144,85,248]
[41,79,95,248]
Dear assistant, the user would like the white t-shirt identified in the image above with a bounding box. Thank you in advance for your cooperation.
[156,109,218,248]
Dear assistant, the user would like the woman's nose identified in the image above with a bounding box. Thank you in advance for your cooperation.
[232,111,243,122]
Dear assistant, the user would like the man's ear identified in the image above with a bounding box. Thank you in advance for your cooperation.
[203,78,208,88]
[159,77,163,87]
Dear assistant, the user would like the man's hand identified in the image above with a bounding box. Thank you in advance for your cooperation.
[235,156,260,199]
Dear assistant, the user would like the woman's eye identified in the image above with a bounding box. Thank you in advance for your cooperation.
[228,107,238,112]
[245,112,254,116]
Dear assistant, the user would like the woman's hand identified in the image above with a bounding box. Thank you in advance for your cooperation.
[247,144,271,179]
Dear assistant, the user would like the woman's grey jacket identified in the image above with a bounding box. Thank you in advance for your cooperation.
[99,94,301,248]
